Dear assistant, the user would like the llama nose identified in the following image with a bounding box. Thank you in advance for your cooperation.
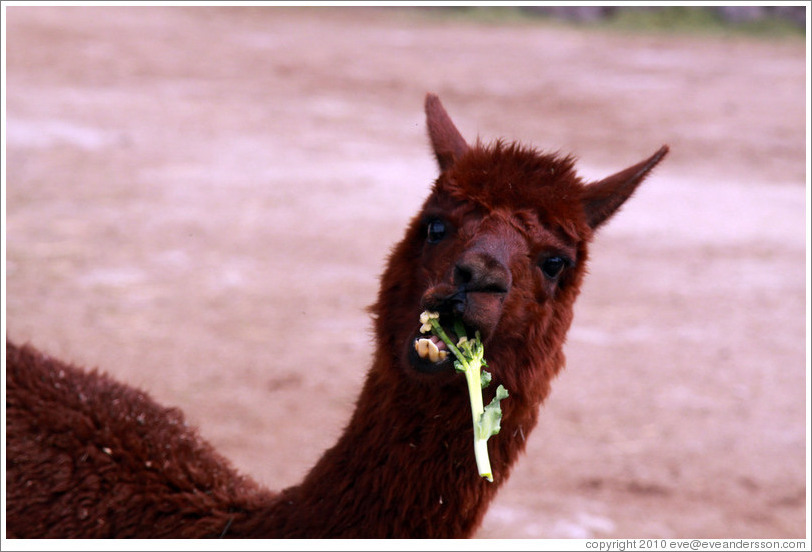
[453,251,512,295]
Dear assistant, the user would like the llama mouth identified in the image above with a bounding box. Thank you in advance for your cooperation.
[409,334,454,374]
[408,314,476,374]
[414,334,449,363]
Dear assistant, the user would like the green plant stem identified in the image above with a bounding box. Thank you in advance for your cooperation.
[462,365,493,481]
[427,317,494,482]
[427,321,466,367]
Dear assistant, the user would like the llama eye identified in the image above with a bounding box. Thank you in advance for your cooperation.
[426,219,447,244]
[540,256,567,279]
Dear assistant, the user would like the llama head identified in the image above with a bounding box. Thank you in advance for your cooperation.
[373,94,668,405]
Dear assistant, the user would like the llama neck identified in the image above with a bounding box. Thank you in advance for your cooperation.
[242,353,539,538]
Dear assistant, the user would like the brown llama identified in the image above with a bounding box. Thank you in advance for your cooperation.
[6,94,668,538]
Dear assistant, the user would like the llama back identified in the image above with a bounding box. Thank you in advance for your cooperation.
[5,341,268,538]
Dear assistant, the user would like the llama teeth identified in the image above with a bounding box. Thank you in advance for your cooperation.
[416,338,431,359]
[415,338,443,362]
[427,340,441,362]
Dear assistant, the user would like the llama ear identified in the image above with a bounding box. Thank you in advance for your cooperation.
[581,145,669,230]
[425,93,470,172]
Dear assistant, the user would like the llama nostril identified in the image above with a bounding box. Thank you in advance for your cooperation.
[454,256,511,295]
[454,264,473,286]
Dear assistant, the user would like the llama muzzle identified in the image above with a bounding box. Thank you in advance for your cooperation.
[410,281,503,374]
[420,278,507,344]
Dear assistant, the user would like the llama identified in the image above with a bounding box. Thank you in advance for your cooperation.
[6,94,668,538]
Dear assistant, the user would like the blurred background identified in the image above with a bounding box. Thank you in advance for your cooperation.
[4,6,808,539]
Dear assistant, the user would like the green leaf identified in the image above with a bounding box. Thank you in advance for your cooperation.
[477,385,509,440]
[480,369,492,389]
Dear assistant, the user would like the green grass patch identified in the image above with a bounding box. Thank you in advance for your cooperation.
[407,6,805,40]
[601,6,804,39]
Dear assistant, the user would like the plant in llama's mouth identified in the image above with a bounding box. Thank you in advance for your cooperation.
[416,310,508,482]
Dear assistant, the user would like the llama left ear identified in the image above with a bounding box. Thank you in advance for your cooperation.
[425,93,470,172]
[581,145,669,230]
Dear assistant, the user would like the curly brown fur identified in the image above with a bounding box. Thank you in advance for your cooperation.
[5,342,272,538]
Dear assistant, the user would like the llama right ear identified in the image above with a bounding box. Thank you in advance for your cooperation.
[425,93,469,172]
[581,145,669,230]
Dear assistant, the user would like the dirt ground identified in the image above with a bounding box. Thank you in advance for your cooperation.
[4,7,808,540]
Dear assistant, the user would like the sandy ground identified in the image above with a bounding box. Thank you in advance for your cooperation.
[4,7,808,540]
